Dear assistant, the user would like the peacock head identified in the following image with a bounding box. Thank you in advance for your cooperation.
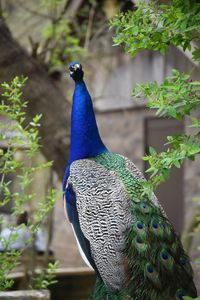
[69,62,84,82]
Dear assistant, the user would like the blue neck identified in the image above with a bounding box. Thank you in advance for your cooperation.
[69,80,107,165]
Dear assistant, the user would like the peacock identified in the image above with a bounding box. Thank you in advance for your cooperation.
[62,62,197,300]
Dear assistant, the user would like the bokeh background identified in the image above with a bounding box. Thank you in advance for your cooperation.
[0,0,200,299]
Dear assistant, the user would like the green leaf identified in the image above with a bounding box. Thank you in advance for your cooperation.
[192,48,200,61]
[149,146,157,155]
[173,160,181,168]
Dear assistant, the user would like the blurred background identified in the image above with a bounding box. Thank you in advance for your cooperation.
[0,0,200,299]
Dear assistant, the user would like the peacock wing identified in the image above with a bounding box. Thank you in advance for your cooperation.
[69,158,132,291]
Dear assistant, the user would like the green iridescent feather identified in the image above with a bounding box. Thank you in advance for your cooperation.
[89,152,196,300]
[90,279,124,300]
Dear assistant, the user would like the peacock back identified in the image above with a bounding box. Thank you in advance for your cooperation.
[68,151,197,300]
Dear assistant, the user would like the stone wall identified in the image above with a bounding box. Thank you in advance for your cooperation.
[0,290,50,300]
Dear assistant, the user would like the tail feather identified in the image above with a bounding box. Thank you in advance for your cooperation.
[90,279,124,300]
[88,153,197,299]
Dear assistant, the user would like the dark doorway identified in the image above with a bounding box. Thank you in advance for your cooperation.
[145,118,184,234]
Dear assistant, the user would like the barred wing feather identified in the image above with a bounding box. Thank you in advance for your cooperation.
[69,158,132,291]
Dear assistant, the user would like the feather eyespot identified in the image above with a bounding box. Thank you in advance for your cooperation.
[161,250,169,260]
[152,222,158,229]
[136,236,143,244]
[150,220,166,237]
[135,222,146,237]
[160,249,174,271]
[176,289,184,300]
[134,236,148,252]
[179,256,189,265]
[136,222,144,230]
[145,263,161,288]
[179,256,193,276]
[151,221,160,233]
[147,264,154,273]
[140,202,151,213]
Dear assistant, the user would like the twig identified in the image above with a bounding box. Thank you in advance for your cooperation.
[58,0,69,20]
[18,0,53,20]
[0,144,11,194]
[84,1,97,51]
[28,36,40,58]
[0,0,6,20]
[65,0,84,19]
[89,22,109,46]
[182,208,200,253]
[0,0,2,18]
[39,0,69,62]
[44,169,54,265]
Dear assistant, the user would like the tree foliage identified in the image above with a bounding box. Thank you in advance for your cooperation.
[0,77,58,290]
[133,69,200,189]
[111,0,200,192]
[2,0,110,68]
[1,0,85,68]
[111,0,200,60]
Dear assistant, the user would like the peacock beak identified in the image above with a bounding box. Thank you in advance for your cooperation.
[74,64,81,71]
[74,63,81,70]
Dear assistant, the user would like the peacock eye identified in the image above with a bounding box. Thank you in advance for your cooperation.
[179,257,187,265]
[136,222,143,230]
[176,289,184,300]
[161,250,169,260]
[152,222,158,229]
[147,264,154,273]
[136,236,143,244]
[139,202,152,214]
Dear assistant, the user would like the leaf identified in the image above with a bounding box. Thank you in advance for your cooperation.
[173,160,181,168]
[190,81,200,85]
[149,146,157,155]
[192,48,200,61]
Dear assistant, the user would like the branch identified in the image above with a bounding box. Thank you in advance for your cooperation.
[182,208,200,252]
[18,0,53,20]
[84,2,97,50]
[65,0,84,19]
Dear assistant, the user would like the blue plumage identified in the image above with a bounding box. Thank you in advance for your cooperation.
[62,62,107,191]
[69,62,107,165]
